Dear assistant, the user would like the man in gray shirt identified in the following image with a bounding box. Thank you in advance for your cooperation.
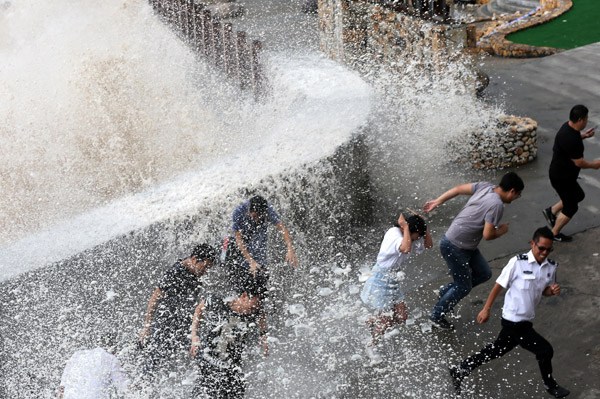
[423,172,524,329]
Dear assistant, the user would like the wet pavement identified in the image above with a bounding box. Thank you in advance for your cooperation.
[1,4,599,396]
[475,43,600,261]
[427,45,600,398]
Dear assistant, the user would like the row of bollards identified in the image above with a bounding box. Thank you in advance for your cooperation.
[149,0,265,98]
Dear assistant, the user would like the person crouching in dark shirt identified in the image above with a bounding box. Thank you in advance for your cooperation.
[138,243,217,376]
[190,272,267,399]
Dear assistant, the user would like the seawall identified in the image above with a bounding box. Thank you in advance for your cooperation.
[0,52,375,397]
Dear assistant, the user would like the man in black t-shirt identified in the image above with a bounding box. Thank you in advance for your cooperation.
[543,105,600,242]
[138,243,218,375]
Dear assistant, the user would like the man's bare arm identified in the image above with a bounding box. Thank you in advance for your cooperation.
[572,157,600,169]
[275,222,298,268]
[234,230,262,275]
[482,222,509,241]
[139,288,163,345]
[423,183,474,213]
[190,300,206,358]
[477,283,504,324]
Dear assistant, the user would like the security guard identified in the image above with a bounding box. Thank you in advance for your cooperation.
[449,226,570,398]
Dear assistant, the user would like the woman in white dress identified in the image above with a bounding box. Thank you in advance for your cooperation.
[361,211,433,343]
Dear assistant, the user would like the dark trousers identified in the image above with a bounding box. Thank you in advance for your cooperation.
[193,360,246,398]
[550,176,585,218]
[461,318,557,388]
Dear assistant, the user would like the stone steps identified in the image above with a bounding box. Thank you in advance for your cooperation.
[477,0,540,18]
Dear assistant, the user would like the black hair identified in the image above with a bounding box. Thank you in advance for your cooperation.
[230,271,268,299]
[498,172,524,193]
[394,211,427,237]
[248,195,269,216]
[407,214,427,237]
[532,226,554,242]
[569,104,588,123]
[190,243,218,262]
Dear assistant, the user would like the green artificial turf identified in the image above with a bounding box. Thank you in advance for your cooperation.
[507,0,600,50]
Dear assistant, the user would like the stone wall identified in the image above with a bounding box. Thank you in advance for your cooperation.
[450,115,538,169]
[318,0,466,71]
[149,0,265,97]
[318,0,539,170]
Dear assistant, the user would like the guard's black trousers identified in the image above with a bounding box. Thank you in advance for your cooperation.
[460,318,557,388]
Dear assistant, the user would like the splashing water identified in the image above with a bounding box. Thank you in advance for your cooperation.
[0,0,517,398]
[0,0,370,275]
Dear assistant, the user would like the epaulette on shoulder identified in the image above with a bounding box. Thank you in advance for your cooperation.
[517,253,528,260]
[547,258,557,265]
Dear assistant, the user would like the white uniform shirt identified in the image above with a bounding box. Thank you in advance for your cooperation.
[374,226,424,274]
[60,348,129,399]
[496,250,557,322]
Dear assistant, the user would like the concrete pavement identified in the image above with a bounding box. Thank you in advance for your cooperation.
[475,43,600,261]
[434,45,600,398]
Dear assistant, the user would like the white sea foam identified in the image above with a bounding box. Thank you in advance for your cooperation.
[0,0,372,280]
[1,1,516,398]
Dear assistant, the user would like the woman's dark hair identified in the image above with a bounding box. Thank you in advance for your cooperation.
[394,211,427,237]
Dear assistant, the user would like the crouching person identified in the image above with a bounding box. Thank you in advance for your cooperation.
[190,274,267,398]
[361,211,432,344]
[138,244,217,377]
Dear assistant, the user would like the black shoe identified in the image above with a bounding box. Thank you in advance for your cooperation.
[546,384,570,398]
[449,365,467,395]
[542,207,556,228]
[553,233,573,242]
[430,316,455,330]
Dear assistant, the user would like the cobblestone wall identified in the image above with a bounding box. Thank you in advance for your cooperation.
[450,115,538,169]
[318,0,539,170]
[318,0,466,70]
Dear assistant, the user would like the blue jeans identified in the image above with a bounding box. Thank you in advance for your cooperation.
[431,236,492,320]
